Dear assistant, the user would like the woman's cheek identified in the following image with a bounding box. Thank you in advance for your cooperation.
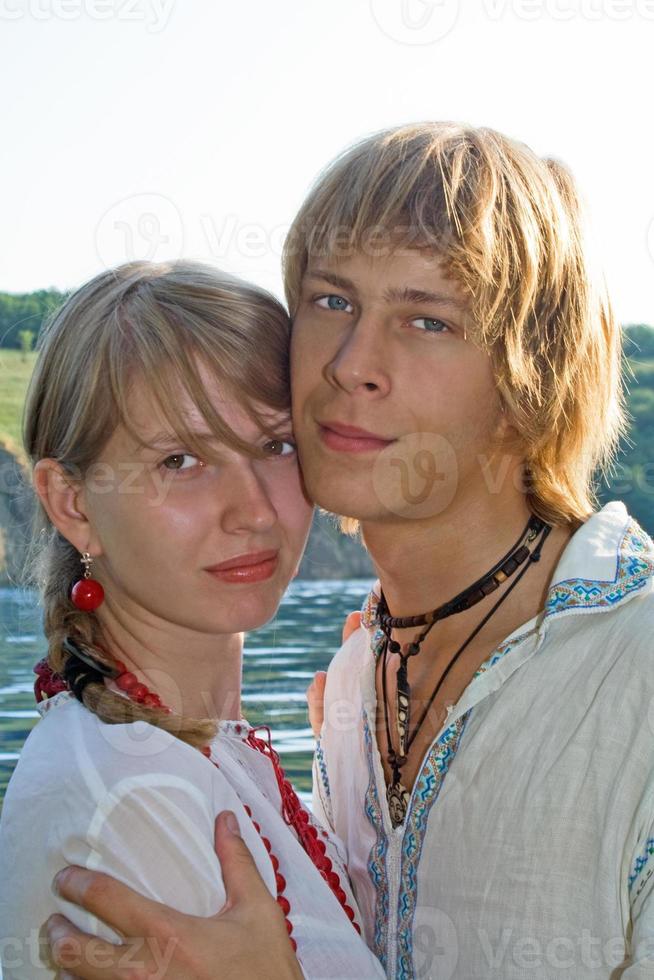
[277,471,314,538]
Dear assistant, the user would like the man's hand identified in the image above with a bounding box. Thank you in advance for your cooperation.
[43,811,303,980]
[306,611,361,738]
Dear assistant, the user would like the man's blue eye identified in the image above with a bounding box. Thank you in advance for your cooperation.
[316,295,352,313]
[410,317,449,333]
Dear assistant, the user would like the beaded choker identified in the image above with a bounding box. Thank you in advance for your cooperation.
[378,514,552,828]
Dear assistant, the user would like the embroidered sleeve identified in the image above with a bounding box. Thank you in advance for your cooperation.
[628,834,654,921]
[312,735,335,833]
[620,823,654,974]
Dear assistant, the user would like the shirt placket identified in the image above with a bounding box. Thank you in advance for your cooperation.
[362,622,544,977]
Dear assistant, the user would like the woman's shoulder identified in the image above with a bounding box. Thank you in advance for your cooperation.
[3,692,219,814]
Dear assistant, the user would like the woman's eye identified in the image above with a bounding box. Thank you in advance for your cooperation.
[315,294,353,313]
[409,317,450,334]
[263,438,297,457]
[161,453,203,472]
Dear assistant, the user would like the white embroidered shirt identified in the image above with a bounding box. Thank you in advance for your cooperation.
[313,502,654,979]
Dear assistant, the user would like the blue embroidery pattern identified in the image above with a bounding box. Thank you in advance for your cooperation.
[314,737,333,826]
[363,711,389,970]
[360,601,538,974]
[544,520,654,618]
[628,837,654,892]
[395,711,471,980]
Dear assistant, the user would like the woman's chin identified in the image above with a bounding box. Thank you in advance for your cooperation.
[208,587,285,634]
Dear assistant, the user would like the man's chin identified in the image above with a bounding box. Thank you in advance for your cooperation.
[310,491,386,526]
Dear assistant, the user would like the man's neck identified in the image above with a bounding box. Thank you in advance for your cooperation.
[361,492,576,649]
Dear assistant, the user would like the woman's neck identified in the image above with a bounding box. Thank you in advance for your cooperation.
[94,601,243,721]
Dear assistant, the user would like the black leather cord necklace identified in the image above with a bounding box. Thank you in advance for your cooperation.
[378,515,552,827]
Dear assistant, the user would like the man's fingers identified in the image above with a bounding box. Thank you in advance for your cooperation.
[342,610,362,642]
[45,913,161,980]
[52,866,176,945]
[212,811,278,911]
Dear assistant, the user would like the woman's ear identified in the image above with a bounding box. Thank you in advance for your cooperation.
[32,459,97,555]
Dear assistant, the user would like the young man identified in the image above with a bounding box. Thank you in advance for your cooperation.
[46,123,654,978]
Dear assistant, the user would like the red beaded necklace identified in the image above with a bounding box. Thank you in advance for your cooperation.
[34,654,362,947]
[241,726,361,937]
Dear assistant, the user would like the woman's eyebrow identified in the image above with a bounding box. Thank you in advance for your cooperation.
[134,430,214,451]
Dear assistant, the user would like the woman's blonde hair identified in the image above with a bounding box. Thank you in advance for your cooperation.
[23,259,292,748]
[283,121,626,532]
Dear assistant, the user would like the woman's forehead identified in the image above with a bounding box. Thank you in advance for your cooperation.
[117,376,290,452]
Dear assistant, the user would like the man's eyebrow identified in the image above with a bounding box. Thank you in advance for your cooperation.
[383,286,469,313]
[304,269,358,294]
[304,270,468,314]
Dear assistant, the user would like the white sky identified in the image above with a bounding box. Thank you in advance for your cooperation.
[2,0,653,324]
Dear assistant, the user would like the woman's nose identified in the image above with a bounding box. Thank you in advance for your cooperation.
[219,464,278,535]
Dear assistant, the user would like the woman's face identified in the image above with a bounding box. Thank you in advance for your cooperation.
[79,361,314,636]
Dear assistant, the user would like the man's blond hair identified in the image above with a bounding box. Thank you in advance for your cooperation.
[283,122,626,529]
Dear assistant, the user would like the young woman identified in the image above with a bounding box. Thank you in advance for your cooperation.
[0,260,385,979]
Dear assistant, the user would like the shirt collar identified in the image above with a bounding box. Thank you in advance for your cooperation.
[361,501,654,632]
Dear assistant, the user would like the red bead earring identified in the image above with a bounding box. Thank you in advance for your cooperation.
[70,552,105,611]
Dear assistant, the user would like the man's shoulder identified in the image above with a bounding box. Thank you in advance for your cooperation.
[325,627,372,691]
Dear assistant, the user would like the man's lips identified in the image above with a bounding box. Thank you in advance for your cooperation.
[318,421,397,454]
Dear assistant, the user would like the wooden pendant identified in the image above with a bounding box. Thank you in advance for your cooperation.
[396,656,411,758]
[387,773,410,828]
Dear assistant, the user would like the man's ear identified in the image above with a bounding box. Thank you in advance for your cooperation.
[32,459,99,556]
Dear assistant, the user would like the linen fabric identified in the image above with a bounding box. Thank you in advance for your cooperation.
[313,502,654,979]
[0,692,385,979]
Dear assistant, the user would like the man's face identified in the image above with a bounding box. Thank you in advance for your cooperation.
[290,249,509,525]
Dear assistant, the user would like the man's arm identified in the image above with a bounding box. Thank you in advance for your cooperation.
[620,829,654,976]
[44,812,303,980]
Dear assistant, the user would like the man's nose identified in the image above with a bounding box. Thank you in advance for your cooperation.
[324,313,391,397]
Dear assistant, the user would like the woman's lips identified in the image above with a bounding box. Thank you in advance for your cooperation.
[205,551,279,584]
[318,422,396,454]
